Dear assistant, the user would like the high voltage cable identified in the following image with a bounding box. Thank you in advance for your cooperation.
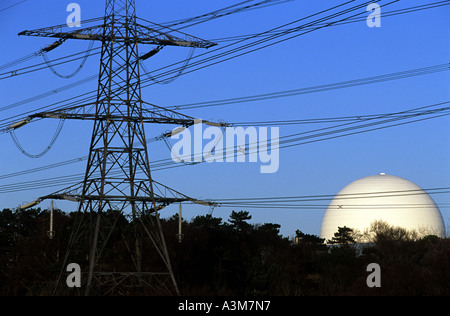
[0,0,27,14]
[1,165,448,205]
[19,1,366,109]
[139,0,387,87]
[157,101,450,167]
[165,64,450,111]
[3,101,449,168]
[201,186,450,210]
[0,16,105,73]
[1,100,449,192]
[1,61,448,131]
[0,0,396,117]
[1,100,447,178]
[133,1,449,99]
[148,0,294,32]
[208,1,450,43]
[0,156,88,180]
[213,187,450,202]
[0,0,443,116]
[0,0,440,135]
[0,1,286,81]
[4,0,440,77]
[0,0,282,79]
[0,45,101,80]
[143,101,450,166]
[9,118,65,158]
[1,1,448,193]
[4,101,450,175]
[213,204,450,210]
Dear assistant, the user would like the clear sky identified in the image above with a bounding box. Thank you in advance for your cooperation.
[0,0,449,238]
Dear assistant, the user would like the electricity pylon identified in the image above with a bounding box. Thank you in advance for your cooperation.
[17,0,217,295]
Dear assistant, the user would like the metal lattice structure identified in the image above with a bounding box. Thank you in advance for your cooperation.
[18,0,217,295]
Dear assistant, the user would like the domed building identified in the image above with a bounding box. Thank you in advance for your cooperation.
[320,173,446,241]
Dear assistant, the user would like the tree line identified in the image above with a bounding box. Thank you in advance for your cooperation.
[1,207,449,295]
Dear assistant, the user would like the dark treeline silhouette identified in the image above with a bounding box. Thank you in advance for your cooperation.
[1,208,449,295]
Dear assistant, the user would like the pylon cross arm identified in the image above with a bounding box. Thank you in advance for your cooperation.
[18,19,217,49]
[30,112,197,126]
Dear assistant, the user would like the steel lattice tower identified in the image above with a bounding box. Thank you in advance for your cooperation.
[18,0,216,295]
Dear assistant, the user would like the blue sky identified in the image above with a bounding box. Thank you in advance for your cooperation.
[0,0,449,238]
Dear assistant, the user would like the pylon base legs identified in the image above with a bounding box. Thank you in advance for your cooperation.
[53,208,180,296]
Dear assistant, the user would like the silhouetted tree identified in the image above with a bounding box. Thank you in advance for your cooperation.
[228,210,252,233]
[1,207,449,296]
[328,226,356,245]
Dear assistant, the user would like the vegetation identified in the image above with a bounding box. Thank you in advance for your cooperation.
[1,208,449,296]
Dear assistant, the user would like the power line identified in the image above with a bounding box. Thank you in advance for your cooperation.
[166,63,450,111]
[0,0,27,14]
[0,44,101,80]
[149,0,294,32]
[209,1,450,43]
[1,100,449,193]
[0,0,395,117]
[139,0,388,88]
[1,1,449,199]
[209,187,450,210]
[2,0,444,117]
[214,187,450,202]
[0,1,288,81]
[0,156,88,180]
[1,61,448,131]
[0,99,445,176]
[3,0,442,136]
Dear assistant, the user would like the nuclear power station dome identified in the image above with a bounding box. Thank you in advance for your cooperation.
[320,173,446,241]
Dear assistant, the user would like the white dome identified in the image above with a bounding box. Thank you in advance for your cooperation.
[320,174,445,241]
